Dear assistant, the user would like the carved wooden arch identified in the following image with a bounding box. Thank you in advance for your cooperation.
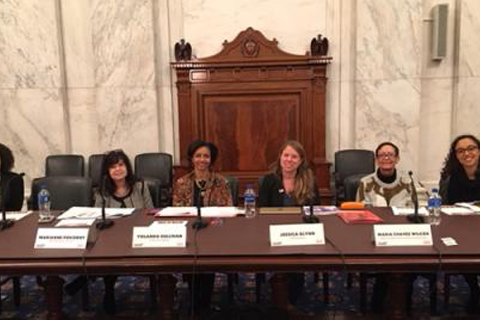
[172,27,332,200]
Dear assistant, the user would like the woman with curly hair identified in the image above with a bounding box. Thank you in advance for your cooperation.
[439,134,480,313]
[0,143,24,211]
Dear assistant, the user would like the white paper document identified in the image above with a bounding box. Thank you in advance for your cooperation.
[441,207,477,215]
[55,219,96,227]
[156,206,243,218]
[391,207,429,216]
[5,211,32,221]
[57,206,134,220]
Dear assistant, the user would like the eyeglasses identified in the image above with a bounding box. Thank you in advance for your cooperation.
[377,152,396,159]
[455,145,479,156]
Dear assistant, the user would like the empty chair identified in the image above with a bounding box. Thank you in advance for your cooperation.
[88,154,106,188]
[334,150,375,204]
[30,176,92,210]
[46,154,85,177]
[134,153,173,206]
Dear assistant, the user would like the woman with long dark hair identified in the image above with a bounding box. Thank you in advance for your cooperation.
[0,143,24,211]
[439,134,480,313]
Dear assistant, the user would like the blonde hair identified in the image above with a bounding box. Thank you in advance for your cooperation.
[270,140,316,205]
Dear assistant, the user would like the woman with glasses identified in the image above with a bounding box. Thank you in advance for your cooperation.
[356,142,425,313]
[439,134,480,313]
[356,142,415,207]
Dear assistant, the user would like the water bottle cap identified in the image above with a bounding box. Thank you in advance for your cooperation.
[245,184,253,188]
[431,188,439,193]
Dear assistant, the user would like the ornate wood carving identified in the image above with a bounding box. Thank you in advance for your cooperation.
[172,27,332,200]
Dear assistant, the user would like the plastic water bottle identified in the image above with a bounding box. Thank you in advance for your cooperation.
[38,186,52,221]
[427,188,442,226]
[244,185,256,218]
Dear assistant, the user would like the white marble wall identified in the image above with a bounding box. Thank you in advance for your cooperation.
[1,0,479,192]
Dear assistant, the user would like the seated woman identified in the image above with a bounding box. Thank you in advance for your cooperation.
[173,140,232,316]
[439,134,480,313]
[259,140,320,305]
[95,149,153,313]
[0,143,24,211]
[356,142,414,206]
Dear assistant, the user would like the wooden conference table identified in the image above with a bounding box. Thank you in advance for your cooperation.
[1,208,480,320]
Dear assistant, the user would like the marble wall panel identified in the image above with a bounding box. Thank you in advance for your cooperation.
[356,0,423,80]
[0,0,61,88]
[91,0,155,87]
[454,78,480,138]
[458,0,480,77]
[355,79,421,174]
[182,0,327,57]
[92,88,159,158]
[0,89,67,183]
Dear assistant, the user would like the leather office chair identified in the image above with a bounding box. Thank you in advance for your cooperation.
[334,150,375,204]
[88,154,106,188]
[143,177,162,208]
[45,154,85,177]
[134,153,173,206]
[30,176,93,210]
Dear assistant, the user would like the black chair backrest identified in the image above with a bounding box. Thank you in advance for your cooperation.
[88,154,106,188]
[46,155,85,177]
[30,176,92,210]
[134,153,173,188]
[344,174,369,201]
[334,149,375,184]
[334,149,375,204]
[225,176,239,206]
[142,177,162,208]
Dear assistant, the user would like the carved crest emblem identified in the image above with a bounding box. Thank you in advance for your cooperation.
[242,39,259,57]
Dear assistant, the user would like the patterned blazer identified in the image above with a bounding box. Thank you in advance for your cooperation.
[173,171,233,206]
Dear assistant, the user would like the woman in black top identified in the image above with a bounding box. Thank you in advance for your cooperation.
[0,143,24,211]
[439,134,480,313]
[259,140,320,305]
[259,140,320,207]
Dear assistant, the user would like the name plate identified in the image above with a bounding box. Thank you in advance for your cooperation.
[269,223,325,247]
[132,224,186,248]
[34,228,89,249]
[374,224,432,246]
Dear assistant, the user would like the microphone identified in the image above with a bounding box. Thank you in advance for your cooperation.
[1,172,25,230]
[96,175,114,230]
[192,205,208,230]
[302,201,319,223]
[407,171,424,223]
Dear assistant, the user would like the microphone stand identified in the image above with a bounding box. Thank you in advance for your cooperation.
[192,206,207,230]
[1,173,25,230]
[96,176,114,230]
[407,171,424,223]
[302,203,319,223]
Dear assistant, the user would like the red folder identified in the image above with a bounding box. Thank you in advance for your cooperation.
[337,210,384,224]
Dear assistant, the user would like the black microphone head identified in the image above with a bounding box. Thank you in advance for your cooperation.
[17,172,25,177]
[408,170,413,177]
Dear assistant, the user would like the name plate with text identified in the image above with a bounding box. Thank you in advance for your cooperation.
[269,223,325,247]
[34,228,89,249]
[374,224,432,246]
[132,224,186,248]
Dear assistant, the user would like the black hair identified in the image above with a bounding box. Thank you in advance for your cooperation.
[0,143,14,174]
[375,142,400,157]
[101,149,137,195]
[441,134,480,179]
[187,140,219,167]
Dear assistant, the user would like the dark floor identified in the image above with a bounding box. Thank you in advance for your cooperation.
[0,272,478,319]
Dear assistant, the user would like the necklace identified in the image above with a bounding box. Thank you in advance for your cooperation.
[195,179,207,197]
